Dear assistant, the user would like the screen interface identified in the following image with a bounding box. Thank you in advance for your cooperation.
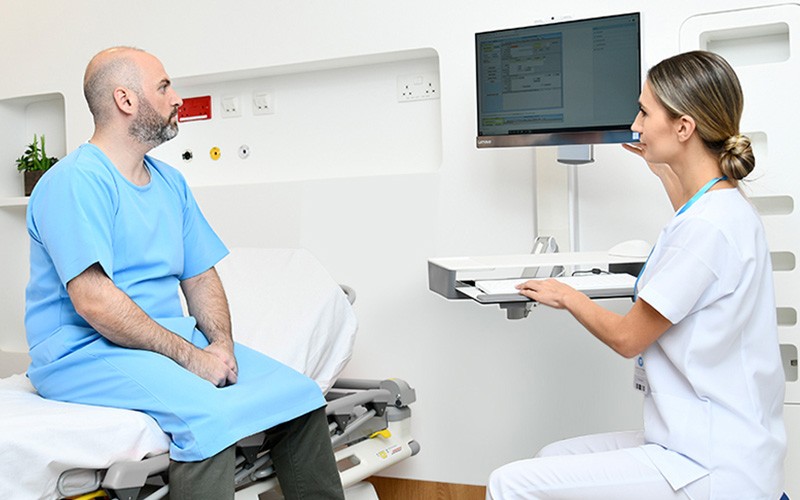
[476,13,640,140]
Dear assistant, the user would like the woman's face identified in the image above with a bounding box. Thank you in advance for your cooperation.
[631,80,680,164]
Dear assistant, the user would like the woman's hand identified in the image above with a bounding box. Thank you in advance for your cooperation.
[622,141,646,160]
[622,143,684,211]
[516,279,578,309]
[622,143,674,177]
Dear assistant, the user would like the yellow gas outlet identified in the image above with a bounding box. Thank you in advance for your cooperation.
[209,147,221,160]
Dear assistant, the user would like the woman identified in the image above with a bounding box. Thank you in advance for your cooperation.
[487,51,786,499]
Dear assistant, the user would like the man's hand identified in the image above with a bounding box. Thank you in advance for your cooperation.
[180,267,238,387]
[185,346,238,387]
[204,341,238,385]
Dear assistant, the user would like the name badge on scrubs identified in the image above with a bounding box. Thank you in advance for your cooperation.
[633,355,649,394]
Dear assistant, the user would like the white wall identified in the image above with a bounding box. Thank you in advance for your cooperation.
[0,0,790,488]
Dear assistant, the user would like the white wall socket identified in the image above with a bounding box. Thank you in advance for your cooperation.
[220,95,241,118]
[397,73,440,102]
[253,92,274,115]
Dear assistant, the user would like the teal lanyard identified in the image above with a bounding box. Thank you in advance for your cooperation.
[633,176,728,301]
[676,175,728,216]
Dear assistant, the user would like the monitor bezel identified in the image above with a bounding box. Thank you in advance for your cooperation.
[475,12,642,149]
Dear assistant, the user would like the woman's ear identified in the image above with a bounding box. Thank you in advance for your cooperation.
[113,87,136,116]
[675,114,696,143]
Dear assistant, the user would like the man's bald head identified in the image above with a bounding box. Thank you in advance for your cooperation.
[83,47,146,125]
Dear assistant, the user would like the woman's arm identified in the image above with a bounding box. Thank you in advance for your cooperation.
[517,278,672,358]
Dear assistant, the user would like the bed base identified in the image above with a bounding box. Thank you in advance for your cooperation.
[58,377,418,500]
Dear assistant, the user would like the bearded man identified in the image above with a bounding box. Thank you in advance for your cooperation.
[23,47,344,500]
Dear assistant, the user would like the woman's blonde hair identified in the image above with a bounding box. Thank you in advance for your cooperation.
[647,50,754,183]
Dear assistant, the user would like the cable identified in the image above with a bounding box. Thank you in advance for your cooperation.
[570,268,609,276]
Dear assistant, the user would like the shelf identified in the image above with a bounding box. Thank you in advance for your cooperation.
[0,196,29,208]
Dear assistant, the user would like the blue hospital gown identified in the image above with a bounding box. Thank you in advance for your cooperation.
[24,143,325,461]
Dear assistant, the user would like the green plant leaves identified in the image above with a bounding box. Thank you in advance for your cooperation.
[16,134,58,172]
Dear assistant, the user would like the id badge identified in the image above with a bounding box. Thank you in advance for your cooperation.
[633,355,649,394]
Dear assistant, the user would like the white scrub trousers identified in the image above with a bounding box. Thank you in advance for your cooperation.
[486,431,710,500]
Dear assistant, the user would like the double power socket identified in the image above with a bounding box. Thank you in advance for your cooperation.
[397,73,440,103]
[220,92,274,118]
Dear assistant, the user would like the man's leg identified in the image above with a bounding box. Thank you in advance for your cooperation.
[169,445,236,500]
[263,407,345,500]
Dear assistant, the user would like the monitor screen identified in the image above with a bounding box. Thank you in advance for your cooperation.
[475,13,641,148]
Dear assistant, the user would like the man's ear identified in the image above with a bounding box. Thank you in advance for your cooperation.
[675,114,696,143]
[113,87,136,116]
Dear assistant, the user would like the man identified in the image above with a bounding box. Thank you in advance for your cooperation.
[24,46,345,500]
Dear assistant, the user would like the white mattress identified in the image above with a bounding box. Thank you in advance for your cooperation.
[0,248,358,500]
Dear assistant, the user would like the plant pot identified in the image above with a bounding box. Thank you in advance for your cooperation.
[24,170,46,196]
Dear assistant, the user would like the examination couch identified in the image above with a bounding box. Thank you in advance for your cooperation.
[0,248,418,500]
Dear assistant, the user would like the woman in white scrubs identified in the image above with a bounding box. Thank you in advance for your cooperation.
[486,51,787,500]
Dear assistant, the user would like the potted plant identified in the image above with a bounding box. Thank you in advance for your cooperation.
[16,134,58,196]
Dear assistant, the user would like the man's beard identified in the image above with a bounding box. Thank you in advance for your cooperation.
[129,94,179,148]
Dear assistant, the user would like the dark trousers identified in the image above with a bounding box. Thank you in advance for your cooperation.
[169,407,344,499]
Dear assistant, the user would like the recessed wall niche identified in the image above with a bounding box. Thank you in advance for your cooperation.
[751,195,794,216]
[700,22,790,66]
[151,48,442,187]
[0,93,66,202]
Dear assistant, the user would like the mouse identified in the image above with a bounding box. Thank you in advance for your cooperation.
[608,239,651,258]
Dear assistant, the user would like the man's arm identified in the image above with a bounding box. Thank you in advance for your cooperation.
[67,263,237,386]
[179,267,238,377]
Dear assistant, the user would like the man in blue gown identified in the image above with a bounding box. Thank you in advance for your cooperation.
[24,46,345,500]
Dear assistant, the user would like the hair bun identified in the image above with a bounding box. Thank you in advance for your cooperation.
[720,133,755,180]
[724,134,750,155]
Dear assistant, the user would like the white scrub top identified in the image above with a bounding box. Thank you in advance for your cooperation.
[637,188,786,498]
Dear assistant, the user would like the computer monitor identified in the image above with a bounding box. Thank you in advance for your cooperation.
[475,12,641,148]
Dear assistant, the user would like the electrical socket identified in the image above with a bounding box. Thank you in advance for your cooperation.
[397,73,440,102]
[220,95,241,118]
[253,92,274,115]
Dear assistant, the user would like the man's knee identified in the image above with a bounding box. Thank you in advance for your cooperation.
[169,445,235,500]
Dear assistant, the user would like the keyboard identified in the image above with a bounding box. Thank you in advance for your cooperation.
[474,273,636,298]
